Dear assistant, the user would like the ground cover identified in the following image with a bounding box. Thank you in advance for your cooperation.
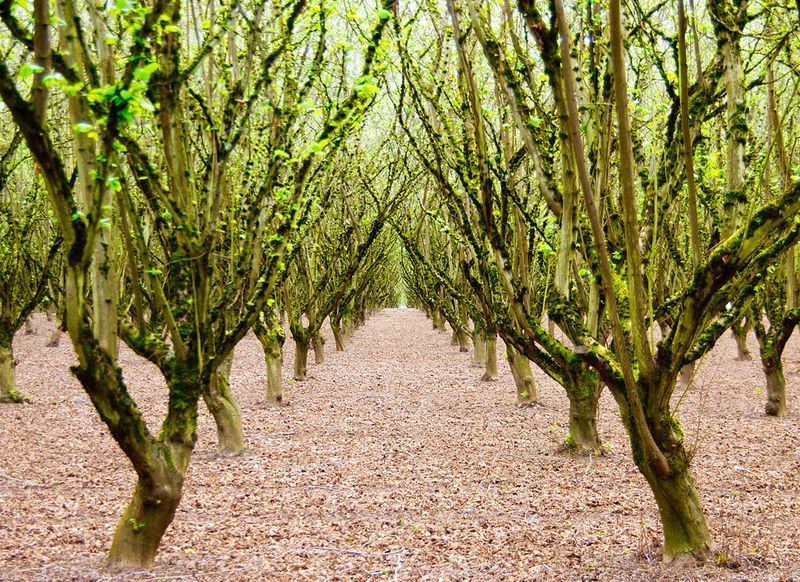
[1,309,799,580]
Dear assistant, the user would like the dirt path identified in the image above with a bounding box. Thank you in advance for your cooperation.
[1,308,800,580]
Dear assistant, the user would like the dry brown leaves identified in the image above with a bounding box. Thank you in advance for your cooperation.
[1,309,799,581]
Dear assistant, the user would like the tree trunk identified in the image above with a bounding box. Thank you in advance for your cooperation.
[312,333,325,365]
[679,362,695,386]
[294,336,310,381]
[507,346,537,404]
[456,328,470,352]
[565,372,602,454]
[254,319,285,405]
[482,333,498,381]
[46,310,64,347]
[732,322,751,360]
[24,317,34,335]
[432,309,445,331]
[107,467,184,567]
[265,343,283,404]
[472,332,486,366]
[202,356,244,455]
[764,357,786,417]
[331,320,345,351]
[622,404,713,561]
[636,449,713,562]
[0,338,27,403]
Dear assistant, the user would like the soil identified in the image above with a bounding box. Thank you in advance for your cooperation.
[1,308,799,581]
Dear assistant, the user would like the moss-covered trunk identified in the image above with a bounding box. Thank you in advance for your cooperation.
[634,443,712,561]
[763,356,786,416]
[564,368,602,454]
[294,335,310,381]
[202,356,244,455]
[482,333,498,381]
[507,345,536,404]
[0,336,26,403]
[621,400,713,561]
[312,333,325,365]
[108,468,184,567]
[265,344,283,404]
[255,319,285,405]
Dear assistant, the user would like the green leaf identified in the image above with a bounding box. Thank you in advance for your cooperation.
[378,8,392,20]
[18,63,44,78]
[41,73,66,87]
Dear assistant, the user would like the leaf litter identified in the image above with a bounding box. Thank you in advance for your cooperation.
[1,309,799,580]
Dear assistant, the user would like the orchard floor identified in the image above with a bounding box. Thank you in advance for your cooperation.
[2,309,800,581]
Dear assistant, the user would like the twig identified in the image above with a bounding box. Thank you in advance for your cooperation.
[0,469,45,488]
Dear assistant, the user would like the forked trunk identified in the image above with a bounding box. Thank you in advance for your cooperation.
[312,333,325,365]
[624,406,713,561]
[202,356,244,455]
[108,468,184,567]
[764,358,786,416]
[507,346,537,404]
[0,340,27,403]
[637,449,713,561]
[482,333,498,381]
[294,336,310,381]
[565,371,602,454]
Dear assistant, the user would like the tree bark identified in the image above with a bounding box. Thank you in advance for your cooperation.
[331,319,345,351]
[472,330,486,366]
[0,338,27,403]
[294,335,310,381]
[255,316,285,405]
[634,441,713,562]
[456,329,470,352]
[432,309,445,331]
[763,356,786,417]
[732,322,752,360]
[312,333,325,364]
[481,332,498,381]
[107,463,184,567]
[507,345,537,404]
[202,355,244,455]
[565,370,602,454]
